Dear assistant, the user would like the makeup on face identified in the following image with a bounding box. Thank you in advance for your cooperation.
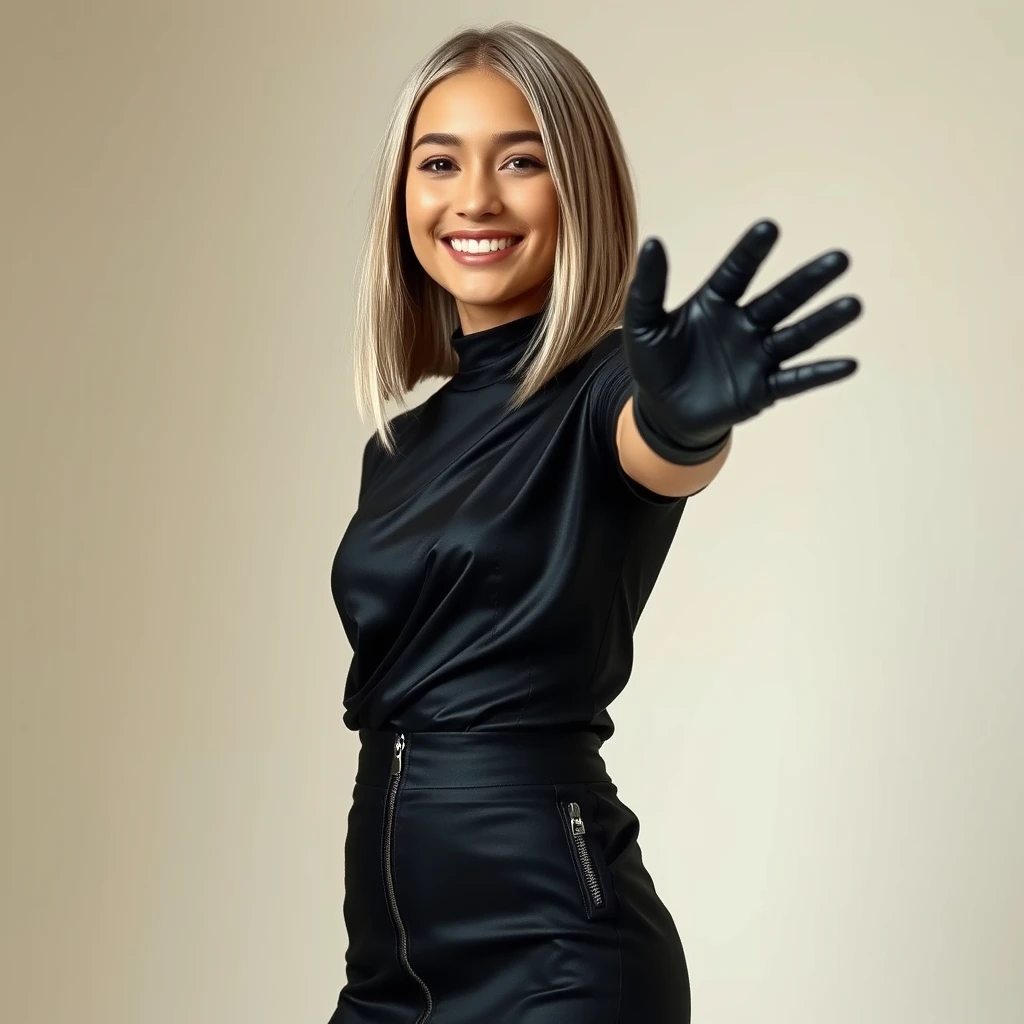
[403,69,560,331]
[440,230,525,265]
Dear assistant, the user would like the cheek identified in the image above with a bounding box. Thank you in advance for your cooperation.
[536,192,560,261]
[404,186,421,231]
[404,180,437,234]
[404,191,440,268]
[531,185,560,244]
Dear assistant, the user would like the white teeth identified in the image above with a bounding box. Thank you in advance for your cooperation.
[448,236,519,253]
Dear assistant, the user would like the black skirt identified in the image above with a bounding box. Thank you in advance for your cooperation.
[328,729,691,1023]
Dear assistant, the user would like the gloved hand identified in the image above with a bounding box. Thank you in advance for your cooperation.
[623,219,863,465]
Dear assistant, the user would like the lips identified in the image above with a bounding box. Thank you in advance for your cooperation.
[441,235,524,265]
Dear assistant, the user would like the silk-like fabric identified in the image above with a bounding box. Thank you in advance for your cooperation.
[328,730,691,1024]
[331,312,689,743]
[328,313,693,1021]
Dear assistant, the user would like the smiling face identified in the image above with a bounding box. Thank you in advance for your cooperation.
[404,68,560,335]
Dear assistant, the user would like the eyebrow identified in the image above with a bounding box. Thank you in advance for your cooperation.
[410,129,544,150]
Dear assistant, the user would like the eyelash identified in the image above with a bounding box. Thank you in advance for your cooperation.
[418,156,545,175]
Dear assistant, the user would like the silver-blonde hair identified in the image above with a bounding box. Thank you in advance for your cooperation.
[353,22,638,454]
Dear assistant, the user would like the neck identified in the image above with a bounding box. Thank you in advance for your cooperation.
[447,307,545,392]
[455,287,550,335]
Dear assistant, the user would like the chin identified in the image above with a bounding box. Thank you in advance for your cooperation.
[446,282,518,305]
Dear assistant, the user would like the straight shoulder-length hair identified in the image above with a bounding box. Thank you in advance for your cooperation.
[353,22,638,455]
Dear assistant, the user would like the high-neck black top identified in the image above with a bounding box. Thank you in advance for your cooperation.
[330,313,688,742]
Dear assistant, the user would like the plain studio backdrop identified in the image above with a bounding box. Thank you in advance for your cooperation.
[3,1,1021,1022]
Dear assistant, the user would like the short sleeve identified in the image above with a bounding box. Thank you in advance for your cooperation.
[584,340,687,507]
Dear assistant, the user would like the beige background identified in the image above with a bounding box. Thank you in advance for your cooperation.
[4,1,1021,1021]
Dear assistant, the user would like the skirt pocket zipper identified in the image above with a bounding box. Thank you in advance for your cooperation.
[385,733,433,1022]
[565,800,605,910]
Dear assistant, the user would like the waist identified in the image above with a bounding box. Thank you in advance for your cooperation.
[355,728,611,789]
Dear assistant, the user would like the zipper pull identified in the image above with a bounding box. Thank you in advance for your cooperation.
[390,733,405,776]
[568,801,585,836]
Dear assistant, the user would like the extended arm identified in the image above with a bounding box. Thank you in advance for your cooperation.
[616,395,731,498]
[620,220,861,497]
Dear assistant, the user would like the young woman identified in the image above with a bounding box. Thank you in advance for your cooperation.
[329,22,861,1024]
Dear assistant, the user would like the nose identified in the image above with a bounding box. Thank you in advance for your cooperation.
[453,162,503,218]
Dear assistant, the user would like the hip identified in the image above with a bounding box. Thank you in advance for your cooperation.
[352,729,623,926]
[335,729,690,1022]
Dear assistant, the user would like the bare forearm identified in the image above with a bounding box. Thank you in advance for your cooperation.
[616,396,731,497]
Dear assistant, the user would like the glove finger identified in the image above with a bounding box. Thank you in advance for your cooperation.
[765,296,863,362]
[705,219,779,304]
[745,250,851,329]
[625,237,669,336]
[767,358,858,400]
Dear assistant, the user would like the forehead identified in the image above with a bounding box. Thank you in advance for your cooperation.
[411,68,538,135]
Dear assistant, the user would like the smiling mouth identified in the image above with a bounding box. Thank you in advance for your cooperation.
[443,235,524,252]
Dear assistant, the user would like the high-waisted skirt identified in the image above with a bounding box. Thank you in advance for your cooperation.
[327,729,690,1023]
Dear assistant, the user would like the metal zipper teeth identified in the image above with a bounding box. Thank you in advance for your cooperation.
[566,801,605,908]
[385,733,433,1023]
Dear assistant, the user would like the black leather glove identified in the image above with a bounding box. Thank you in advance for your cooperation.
[623,219,863,465]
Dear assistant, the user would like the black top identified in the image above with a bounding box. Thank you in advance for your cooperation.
[330,311,689,743]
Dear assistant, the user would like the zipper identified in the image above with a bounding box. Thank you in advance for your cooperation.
[384,733,433,1022]
[565,801,605,910]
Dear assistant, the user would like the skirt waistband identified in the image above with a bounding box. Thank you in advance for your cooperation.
[355,729,611,789]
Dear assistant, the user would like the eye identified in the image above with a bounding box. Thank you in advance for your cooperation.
[417,155,546,175]
[420,157,455,174]
[505,156,545,172]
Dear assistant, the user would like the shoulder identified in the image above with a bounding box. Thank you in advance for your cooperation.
[554,326,628,401]
[583,326,626,372]
[568,329,688,509]
[574,326,632,410]
[363,387,440,461]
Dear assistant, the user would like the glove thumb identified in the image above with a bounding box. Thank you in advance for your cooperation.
[624,238,669,339]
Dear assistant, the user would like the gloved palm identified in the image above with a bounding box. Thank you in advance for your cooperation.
[624,219,863,464]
